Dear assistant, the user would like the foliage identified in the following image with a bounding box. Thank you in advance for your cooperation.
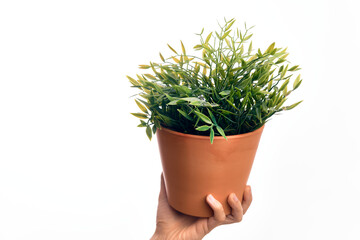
[129,18,303,143]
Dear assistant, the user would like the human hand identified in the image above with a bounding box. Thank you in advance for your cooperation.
[151,174,253,240]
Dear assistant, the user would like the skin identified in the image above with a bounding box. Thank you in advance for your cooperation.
[151,174,253,240]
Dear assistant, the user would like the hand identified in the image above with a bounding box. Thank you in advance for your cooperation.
[151,174,253,240]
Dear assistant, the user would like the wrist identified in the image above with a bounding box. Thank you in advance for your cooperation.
[151,230,177,240]
[150,230,205,240]
[150,232,171,240]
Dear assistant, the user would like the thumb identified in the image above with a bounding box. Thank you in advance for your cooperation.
[158,173,168,202]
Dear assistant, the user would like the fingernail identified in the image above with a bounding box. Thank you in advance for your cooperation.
[208,194,216,204]
[232,193,239,202]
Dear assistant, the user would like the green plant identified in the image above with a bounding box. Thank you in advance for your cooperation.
[129,18,303,143]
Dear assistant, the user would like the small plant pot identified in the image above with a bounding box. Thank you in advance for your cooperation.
[156,125,264,217]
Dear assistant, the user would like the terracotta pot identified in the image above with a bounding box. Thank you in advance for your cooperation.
[156,125,264,217]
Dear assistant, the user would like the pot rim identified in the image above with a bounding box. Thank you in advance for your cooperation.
[158,124,265,140]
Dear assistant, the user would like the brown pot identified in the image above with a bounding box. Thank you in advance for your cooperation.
[156,125,264,217]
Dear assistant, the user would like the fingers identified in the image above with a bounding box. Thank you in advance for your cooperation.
[227,193,243,222]
[206,190,252,232]
[241,185,253,214]
[206,194,226,222]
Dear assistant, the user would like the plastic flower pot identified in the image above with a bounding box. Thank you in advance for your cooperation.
[156,125,264,217]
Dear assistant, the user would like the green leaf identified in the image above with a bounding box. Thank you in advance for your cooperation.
[216,125,227,140]
[135,99,148,113]
[154,119,161,129]
[225,38,231,48]
[275,59,286,64]
[172,57,180,63]
[210,128,214,144]
[165,94,176,101]
[139,65,151,69]
[256,108,262,123]
[248,41,252,54]
[276,97,287,109]
[207,109,217,125]
[159,52,165,62]
[219,109,236,115]
[144,74,157,80]
[221,30,231,40]
[243,33,253,41]
[219,90,231,96]
[205,32,212,44]
[180,40,186,55]
[137,120,147,127]
[182,97,202,102]
[239,44,244,55]
[240,59,247,67]
[193,44,203,50]
[279,79,289,91]
[127,75,139,86]
[280,53,289,59]
[225,19,235,31]
[174,85,191,94]
[293,74,302,89]
[190,101,202,106]
[146,125,152,140]
[265,42,275,53]
[167,44,178,54]
[131,113,148,119]
[196,125,211,131]
[288,65,299,71]
[158,114,175,124]
[177,109,192,121]
[259,90,270,95]
[283,86,288,95]
[283,100,303,110]
[280,65,288,79]
[195,111,212,124]
[226,99,239,111]
[167,100,179,105]
[215,31,221,39]
[152,125,157,134]
[267,79,273,91]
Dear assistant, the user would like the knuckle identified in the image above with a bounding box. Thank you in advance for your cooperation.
[214,207,226,222]
[234,201,242,209]
[217,215,226,222]
[214,202,223,211]
[235,215,243,222]
[232,204,242,213]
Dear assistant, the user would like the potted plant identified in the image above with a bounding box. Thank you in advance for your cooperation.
[128,18,303,217]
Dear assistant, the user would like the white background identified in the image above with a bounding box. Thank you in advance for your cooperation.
[1,0,359,239]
